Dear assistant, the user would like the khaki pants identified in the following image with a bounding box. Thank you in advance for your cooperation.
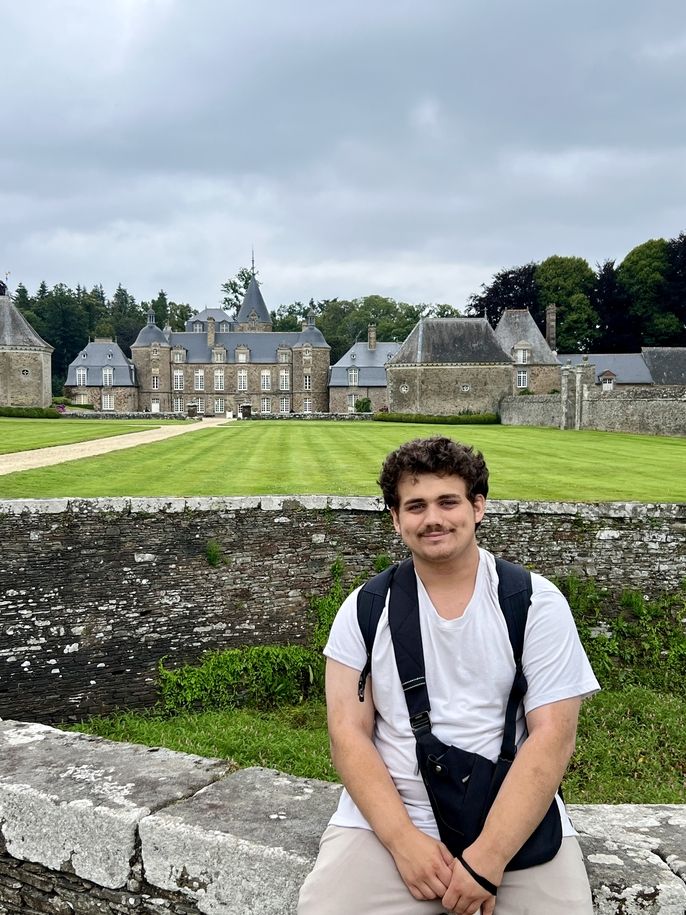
[298,826,594,915]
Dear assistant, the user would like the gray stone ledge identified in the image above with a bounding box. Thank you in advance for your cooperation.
[0,720,684,913]
[1,496,684,518]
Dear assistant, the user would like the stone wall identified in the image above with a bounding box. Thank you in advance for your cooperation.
[0,720,684,915]
[388,364,513,414]
[0,349,52,409]
[0,497,684,724]
[501,373,686,436]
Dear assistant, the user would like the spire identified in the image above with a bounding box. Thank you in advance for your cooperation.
[251,247,255,277]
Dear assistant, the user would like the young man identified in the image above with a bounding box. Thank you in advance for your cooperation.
[298,437,599,915]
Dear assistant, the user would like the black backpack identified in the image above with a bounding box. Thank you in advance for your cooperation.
[356,556,532,703]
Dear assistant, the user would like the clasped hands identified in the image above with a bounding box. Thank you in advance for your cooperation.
[390,829,501,915]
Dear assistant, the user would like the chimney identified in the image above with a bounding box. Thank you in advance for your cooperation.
[207,316,216,347]
[545,304,557,352]
[368,324,377,351]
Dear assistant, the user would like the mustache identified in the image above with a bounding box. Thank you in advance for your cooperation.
[419,525,453,535]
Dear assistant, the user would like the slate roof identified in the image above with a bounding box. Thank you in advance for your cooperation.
[494,309,558,364]
[164,327,329,363]
[184,308,234,331]
[558,353,653,385]
[65,341,137,386]
[388,318,511,365]
[329,341,401,388]
[0,294,53,351]
[641,347,686,385]
[132,323,171,347]
[235,276,272,325]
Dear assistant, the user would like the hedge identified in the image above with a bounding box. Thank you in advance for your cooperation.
[373,411,500,425]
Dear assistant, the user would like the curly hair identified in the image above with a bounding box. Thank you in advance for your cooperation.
[378,436,489,509]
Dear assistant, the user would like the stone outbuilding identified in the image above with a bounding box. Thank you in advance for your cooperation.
[328,325,400,412]
[0,281,54,408]
[494,308,560,394]
[387,317,515,414]
[64,339,138,411]
[131,276,330,416]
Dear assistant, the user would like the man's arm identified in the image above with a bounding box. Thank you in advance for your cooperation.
[326,657,454,901]
[441,696,582,915]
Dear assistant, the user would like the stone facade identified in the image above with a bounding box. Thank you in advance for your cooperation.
[328,384,388,413]
[0,497,684,724]
[0,287,53,408]
[388,363,513,414]
[62,385,138,412]
[131,296,330,417]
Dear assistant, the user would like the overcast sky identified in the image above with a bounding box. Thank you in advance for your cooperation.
[2,0,685,314]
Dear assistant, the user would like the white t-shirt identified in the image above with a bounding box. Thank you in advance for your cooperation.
[324,548,600,839]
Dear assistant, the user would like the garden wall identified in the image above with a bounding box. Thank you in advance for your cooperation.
[0,497,684,723]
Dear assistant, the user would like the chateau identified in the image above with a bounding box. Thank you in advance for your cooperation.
[65,276,331,416]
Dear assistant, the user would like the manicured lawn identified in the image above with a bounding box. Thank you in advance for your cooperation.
[0,417,184,454]
[1,421,685,502]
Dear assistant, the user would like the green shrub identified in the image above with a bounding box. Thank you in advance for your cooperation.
[355,397,372,413]
[372,411,500,425]
[559,576,686,696]
[158,645,324,712]
[0,406,61,419]
[205,539,223,567]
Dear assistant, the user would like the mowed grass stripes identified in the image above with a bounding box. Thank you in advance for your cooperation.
[0,421,684,502]
[0,417,182,454]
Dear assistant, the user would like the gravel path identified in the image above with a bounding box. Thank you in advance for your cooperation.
[0,417,230,476]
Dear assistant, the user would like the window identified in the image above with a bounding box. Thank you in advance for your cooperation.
[151,397,160,412]
[212,349,225,363]
[152,373,160,390]
[195,397,205,414]
[219,321,230,332]
[514,344,532,364]
[152,347,159,357]
[516,369,528,389]
[194,370,205,391]
[279,396,291,413]
[278,350,291,363]
[237,369,248,391]
[303,373,312,390]
[173,350,185,362]
[260,370,271,391]
[347,393,356,413]
[214,397,225,414]
[460,383,471,393]
[76,393,89,405]
[102,367,113,386]
[173,396,184,412]
[303,397,312,413]
[173,370,184,391]
[236,349,249,363]
[102,393,114,411]
[261,397,272,413]
[602,377,614,392]
[399,382,409,394]
[279,369,290,391]
[347,367,359,386]
[76,367,87,386]
[214,369,225,391]
[192,321,203,333]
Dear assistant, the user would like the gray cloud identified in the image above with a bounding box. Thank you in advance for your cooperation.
[2,0,686,311]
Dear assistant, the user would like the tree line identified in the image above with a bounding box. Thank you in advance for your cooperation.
[466,233,686,353]
[11,229,686,393]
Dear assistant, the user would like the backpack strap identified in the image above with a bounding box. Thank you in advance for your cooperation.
[494,558,532,761]
[356,561,401,701]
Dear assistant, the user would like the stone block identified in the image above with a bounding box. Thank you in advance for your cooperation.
[140,768,342,915]
[0,721,231,890]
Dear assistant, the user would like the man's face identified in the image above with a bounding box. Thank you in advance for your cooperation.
[390,472,485,566]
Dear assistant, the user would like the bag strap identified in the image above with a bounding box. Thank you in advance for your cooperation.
[356,561,401,701]
[388,557,533,756]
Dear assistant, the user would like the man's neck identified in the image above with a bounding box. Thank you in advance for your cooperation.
[412,543,481,619]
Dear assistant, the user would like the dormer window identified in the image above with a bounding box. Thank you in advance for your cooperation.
[219,321,230,333]
[173,349,185,363]
[81,352,87,359]
[278,349,291,363]
[107,351,113,360]
[514,342,532,364]
[192,321,204,333]
[213,349,226,363]
[236,348,250,363]
[348,367,359,386]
